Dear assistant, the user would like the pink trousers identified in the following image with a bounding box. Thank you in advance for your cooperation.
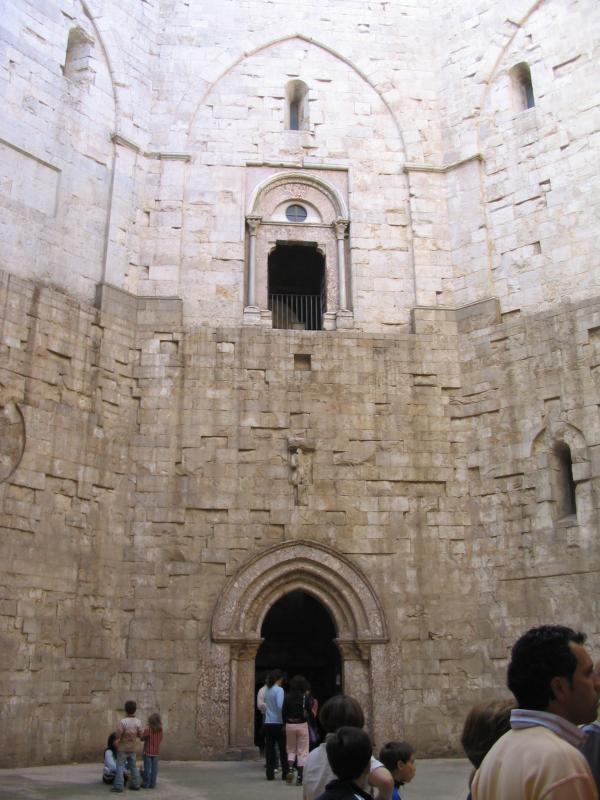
[285,722,309,767]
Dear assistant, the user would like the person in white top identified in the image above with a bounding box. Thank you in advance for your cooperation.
[303,695,393,800]
[472,625,600,800]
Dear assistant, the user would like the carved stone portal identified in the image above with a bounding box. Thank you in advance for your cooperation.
[210,540,388,749]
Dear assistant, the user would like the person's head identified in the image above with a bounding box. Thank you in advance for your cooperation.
[326,726,372,782]
[148,712,162,731]
[507,624,600,725]
[107,733,118,753]
[267,669,284,688]
[124,700,137,716]
[319,695,365,734]
[290,674,308,693]
[460,698,515,769]
[378,741,416,785]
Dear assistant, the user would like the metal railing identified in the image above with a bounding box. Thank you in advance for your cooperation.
[269,293,324,331]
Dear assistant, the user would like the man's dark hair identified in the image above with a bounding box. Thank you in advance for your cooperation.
[266,669,284,688]
[326,726,372,781]
[378,740,414,772]
[507,625,586,710]
[319,695,364,733]
[124,700,137,715]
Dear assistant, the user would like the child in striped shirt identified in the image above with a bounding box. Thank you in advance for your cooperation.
[141,713,163,789]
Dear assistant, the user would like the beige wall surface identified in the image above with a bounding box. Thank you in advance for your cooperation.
[0,0,599,767]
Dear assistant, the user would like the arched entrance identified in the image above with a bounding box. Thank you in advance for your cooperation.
[254,590,341,747]
[210,540,388,755]
[268,243,325,330]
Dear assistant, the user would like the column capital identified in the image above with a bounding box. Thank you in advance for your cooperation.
[246,215,262,235]
[230,640,261,661]
[333,218,349,238]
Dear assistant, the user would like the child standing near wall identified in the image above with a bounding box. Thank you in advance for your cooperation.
[141,713,163,789]
[111,700,143,793]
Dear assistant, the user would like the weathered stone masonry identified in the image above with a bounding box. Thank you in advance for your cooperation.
[1,273,600,764]
[1,0,599,768]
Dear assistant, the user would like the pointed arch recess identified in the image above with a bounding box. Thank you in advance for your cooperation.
[211,540,388,647]
[475,0,545,146]
[186,33,405,152]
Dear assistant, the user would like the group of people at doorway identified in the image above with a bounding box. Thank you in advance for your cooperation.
[256,671,415,799]
[258,625,600,800]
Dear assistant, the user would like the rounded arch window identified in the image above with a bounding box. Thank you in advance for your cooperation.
[285,204,308,223]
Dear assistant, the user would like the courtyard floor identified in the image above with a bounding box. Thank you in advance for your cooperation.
[0,758,471,800]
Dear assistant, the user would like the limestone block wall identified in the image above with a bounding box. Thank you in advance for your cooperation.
[437,0,600,313]
[1,270,599,765]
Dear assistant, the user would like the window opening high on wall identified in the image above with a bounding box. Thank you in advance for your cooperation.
[268,243,324,330]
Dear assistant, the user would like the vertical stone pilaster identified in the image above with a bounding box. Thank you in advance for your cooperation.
[229,642,260,748]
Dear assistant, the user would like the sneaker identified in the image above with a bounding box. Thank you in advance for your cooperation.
[296,775,303,786]
[285,770,294,784]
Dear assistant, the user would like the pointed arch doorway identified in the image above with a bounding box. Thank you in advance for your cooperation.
[210,540,388,756]
[255,590,342,744]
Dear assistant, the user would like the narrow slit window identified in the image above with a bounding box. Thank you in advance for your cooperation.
[63,27,94,81]
[553,441,576,517]
[510,62,535,110]
[285,80,309,131]
[290,101,300,131]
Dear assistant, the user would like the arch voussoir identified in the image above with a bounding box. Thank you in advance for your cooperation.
[211,539,388,645]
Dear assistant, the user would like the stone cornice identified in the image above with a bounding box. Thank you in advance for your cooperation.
[404,153,484,174]
[111,133,191,162]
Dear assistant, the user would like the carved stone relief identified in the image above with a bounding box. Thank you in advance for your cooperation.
[0,402,25,483]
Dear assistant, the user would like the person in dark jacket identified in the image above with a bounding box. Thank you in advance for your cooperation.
[284,674,310,785]
[315,726,374,800]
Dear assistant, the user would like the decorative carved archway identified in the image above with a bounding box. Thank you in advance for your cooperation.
[211,539,388,750]
[243,172,352,330]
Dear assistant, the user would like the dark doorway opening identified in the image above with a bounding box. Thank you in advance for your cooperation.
[268,244,325,330]
[254,590,341,745]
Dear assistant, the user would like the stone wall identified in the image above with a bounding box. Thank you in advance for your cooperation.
[1,272,599,765]
[1,0,600,769]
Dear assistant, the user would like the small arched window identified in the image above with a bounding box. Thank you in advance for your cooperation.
[552,441,576,518]
[510,62,535,110]
[285,80,309,131]
[63,27,94,81]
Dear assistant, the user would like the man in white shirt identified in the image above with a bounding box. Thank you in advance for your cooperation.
[472,625,600,800]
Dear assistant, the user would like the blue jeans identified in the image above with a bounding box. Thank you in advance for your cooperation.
[143,755,159,788]
[114,750,140,791]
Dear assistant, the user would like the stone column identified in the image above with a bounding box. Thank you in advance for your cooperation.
[334,219,353,329]
[334,219,349,310]
[229,641,260,750]
[244,216,262,324]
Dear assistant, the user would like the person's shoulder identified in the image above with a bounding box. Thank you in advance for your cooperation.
[369,755,384,772]
[582,722,600,736]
